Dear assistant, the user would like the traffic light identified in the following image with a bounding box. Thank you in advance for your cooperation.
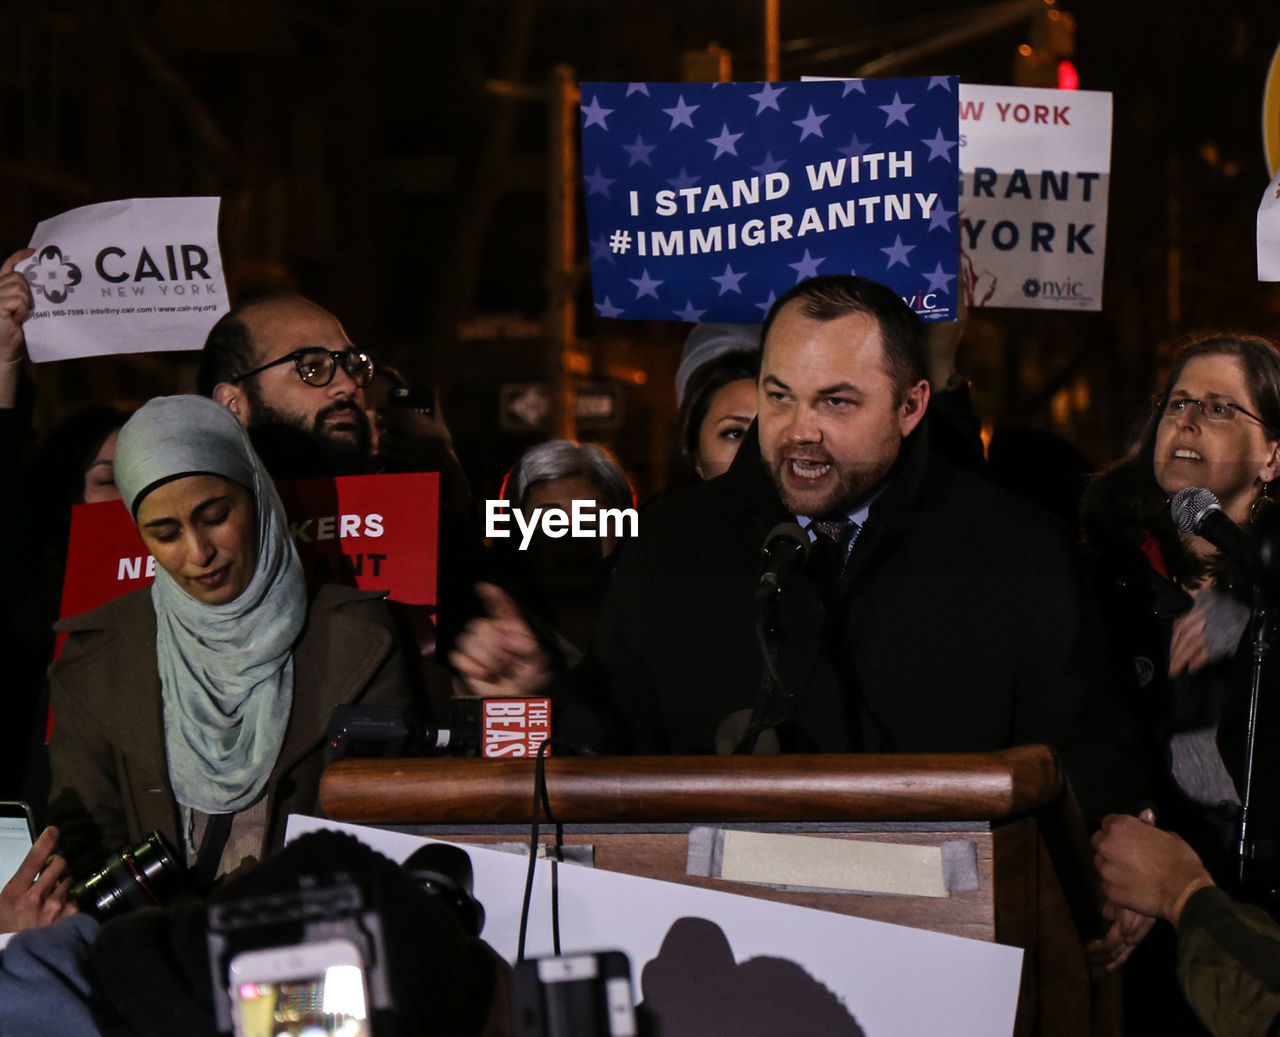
[1014,2,1077,89]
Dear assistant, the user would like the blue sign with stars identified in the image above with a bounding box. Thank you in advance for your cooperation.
[580,77,960,324]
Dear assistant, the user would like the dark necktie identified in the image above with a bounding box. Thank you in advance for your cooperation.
[808,519,857,600]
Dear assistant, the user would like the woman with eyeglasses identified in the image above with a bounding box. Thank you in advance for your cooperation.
[1082,332,1280,893]
[45,395,416,887]
[1083,332,1280,1037]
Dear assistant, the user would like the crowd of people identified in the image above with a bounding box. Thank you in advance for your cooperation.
[3,230,1280,1034]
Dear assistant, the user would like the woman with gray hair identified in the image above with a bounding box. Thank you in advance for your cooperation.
[487,440,634,670]
[46,395,415,886]
[506,440,634,519]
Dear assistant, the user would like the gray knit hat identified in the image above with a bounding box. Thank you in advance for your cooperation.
[675,323,761,407]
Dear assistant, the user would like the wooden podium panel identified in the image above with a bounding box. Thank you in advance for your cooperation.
[320,746,1116,1036]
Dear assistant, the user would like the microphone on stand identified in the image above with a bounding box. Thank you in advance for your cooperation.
[1172,486,1278,892]
[739,523,811,755]
[756,522,809,603]
[1171,487,1259,576]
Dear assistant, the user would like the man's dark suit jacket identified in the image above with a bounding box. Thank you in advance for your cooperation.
[575,421,1146,823]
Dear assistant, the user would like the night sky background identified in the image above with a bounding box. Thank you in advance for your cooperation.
[3,0,1280,496]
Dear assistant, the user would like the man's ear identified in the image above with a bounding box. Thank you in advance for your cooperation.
[212,381,250,426]
[898,379,930,437]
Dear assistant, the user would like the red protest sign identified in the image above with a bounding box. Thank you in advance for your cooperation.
[59,472,440,623]
[60,500,152,622]
[275,472,439,606]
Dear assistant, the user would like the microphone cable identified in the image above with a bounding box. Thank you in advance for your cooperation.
[515,736,593,962]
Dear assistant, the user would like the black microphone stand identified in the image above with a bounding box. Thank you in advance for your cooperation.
[735,580,792,754]
[1173,488,1279,894]
[735,527,808,754]
[1236,586,1274,890]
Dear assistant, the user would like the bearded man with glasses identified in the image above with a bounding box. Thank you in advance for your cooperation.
[197,294,471,503]
[198,296,380,476]
[197,294,485,671]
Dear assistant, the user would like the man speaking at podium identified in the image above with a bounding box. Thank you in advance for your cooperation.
[454,274,1143,823]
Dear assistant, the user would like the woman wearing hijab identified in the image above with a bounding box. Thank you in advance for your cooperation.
[46,395,415,884]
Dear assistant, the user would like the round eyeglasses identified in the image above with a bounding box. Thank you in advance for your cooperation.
[1155,394,1276,435]
[231,347,375,388]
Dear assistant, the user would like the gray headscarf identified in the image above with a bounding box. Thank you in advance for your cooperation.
[115,395,306,814]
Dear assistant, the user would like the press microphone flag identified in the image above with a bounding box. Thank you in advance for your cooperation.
[432,698,554,757]
[481,698,551,758]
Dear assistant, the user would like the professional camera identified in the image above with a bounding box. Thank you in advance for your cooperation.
[401,841,485,937]
[70,830,188,921]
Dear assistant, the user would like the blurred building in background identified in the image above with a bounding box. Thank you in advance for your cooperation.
[3,0,1280,497]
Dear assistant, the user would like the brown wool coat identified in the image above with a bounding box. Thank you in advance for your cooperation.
[47,583,413,881]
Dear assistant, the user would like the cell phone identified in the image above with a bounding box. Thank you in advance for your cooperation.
[511,951,637,1037]
[228,938,372,1037]
[0,802,36,886]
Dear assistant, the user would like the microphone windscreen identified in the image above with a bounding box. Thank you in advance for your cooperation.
[762,521,809,561]
[1171,486,1221,534]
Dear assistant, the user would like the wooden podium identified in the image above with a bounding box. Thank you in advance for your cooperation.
[320,744,1117,1036]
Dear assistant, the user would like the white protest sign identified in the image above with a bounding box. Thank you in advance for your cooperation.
[958,84,1111,310]
[1258,166,1280,281]
[289,816,1024,1036]
[20,196,228,361]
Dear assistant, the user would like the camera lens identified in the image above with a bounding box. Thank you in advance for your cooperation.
[402,843,485,936]
[71,831,188,921]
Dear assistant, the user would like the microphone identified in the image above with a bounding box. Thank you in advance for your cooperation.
[325,699,552,760]
[1171,487,1260,576]
[757,521,809,602]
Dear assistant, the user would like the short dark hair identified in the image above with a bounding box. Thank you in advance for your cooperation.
[760,275,927,396]
[195,293,311,396]
[196,307,256,396]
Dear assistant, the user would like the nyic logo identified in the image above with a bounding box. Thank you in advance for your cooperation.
[1022,277,1089,302]
[24,246,82,304]
[900,289,945,315]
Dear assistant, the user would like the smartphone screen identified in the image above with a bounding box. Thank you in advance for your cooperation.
[512,951,637,1037]
[230,939,370,1037]
[0,803,35,886]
